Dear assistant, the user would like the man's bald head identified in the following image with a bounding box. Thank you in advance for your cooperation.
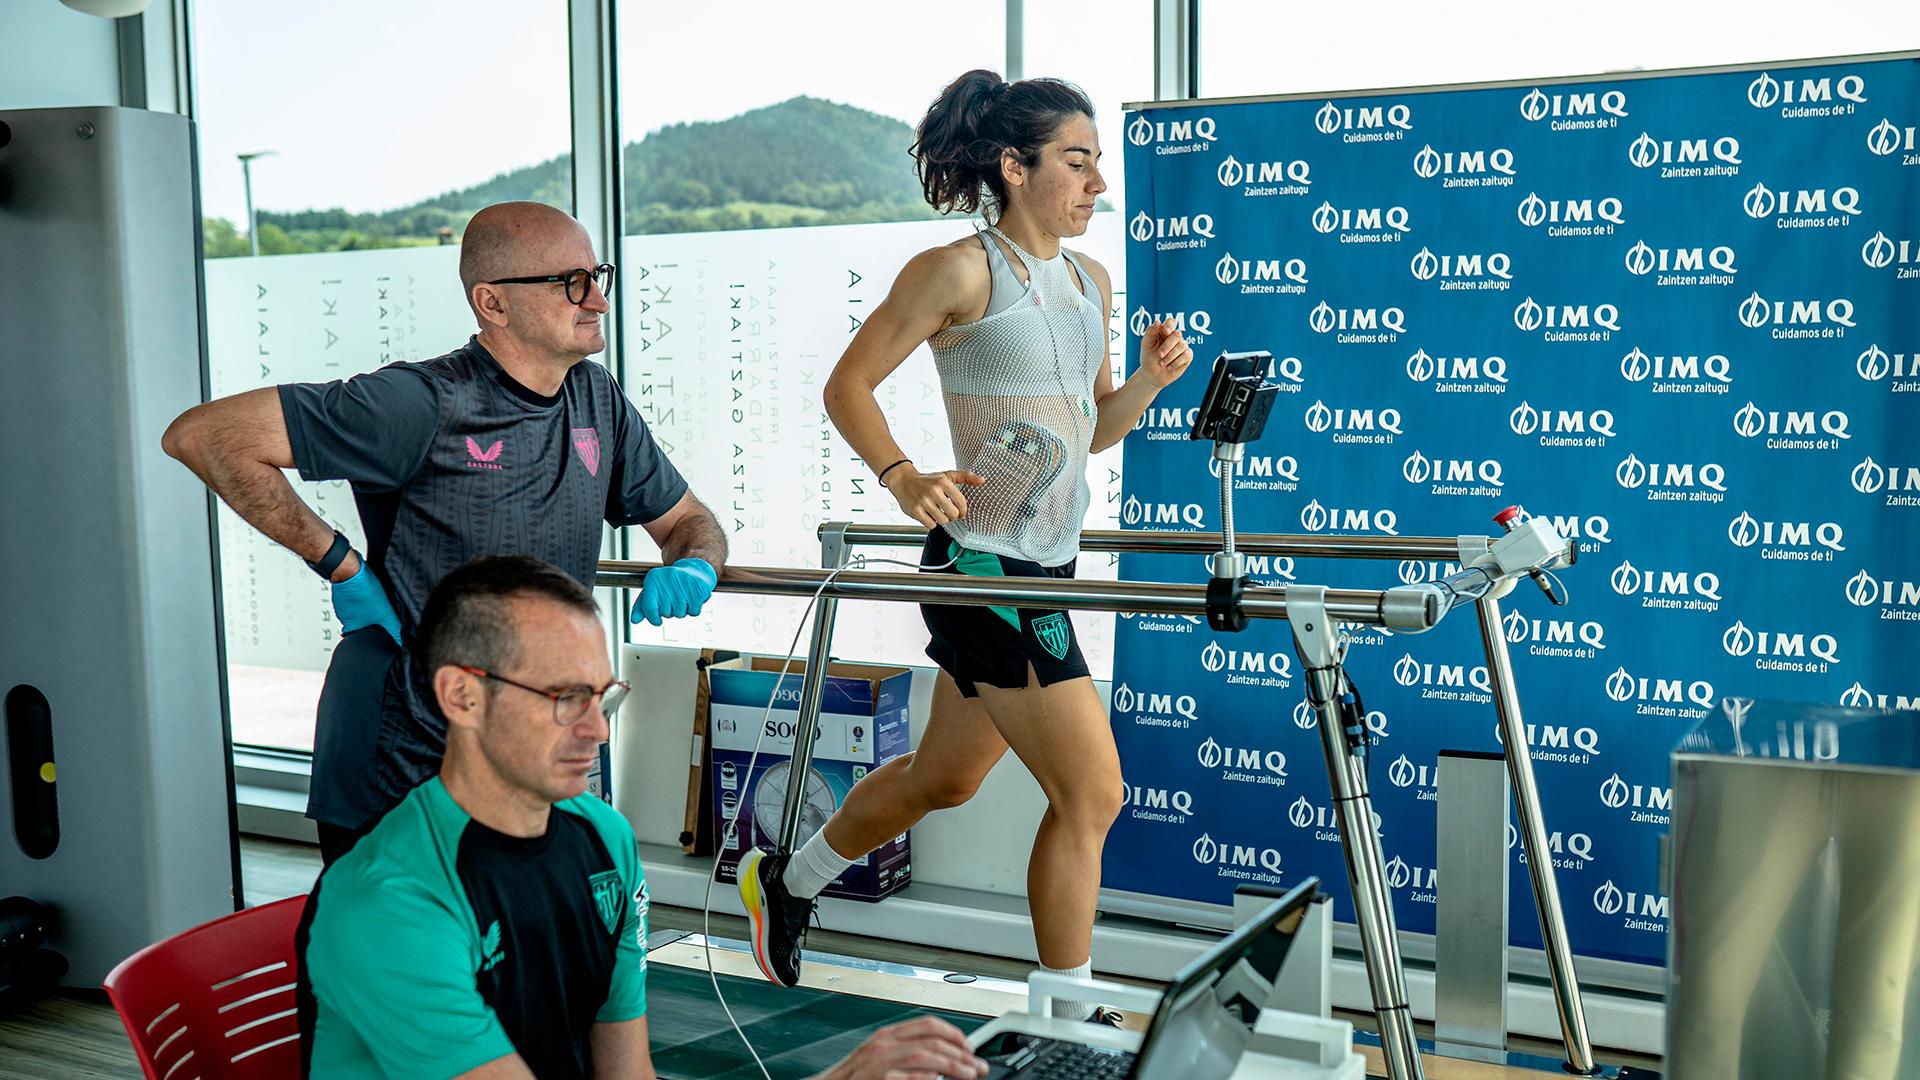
[459,202,592,315]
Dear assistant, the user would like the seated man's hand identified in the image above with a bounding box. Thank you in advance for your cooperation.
[630,558,717,627]
[815,1016,987,1080]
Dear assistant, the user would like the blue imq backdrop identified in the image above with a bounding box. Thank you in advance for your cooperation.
[1107,54,1919,967]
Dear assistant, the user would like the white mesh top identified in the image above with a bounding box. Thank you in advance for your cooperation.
[929,226,1107,567]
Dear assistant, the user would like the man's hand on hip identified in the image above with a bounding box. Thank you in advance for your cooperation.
[630,558,717,626]
[332,561,403,647]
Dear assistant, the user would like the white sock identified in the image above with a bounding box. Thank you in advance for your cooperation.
[1042,959,1095,1021]
[782,828,857,900]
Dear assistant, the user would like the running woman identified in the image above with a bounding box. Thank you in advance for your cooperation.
[739,70,1194,1019]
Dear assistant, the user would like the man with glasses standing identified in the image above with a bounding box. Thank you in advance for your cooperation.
[164,201,726,863]
[297,555,988,1080]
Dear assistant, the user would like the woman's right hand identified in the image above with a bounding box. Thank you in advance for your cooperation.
[889,466,987,529]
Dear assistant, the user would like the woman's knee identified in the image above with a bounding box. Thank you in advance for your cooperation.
[1051,769,1125,832]
[904,755,989,811]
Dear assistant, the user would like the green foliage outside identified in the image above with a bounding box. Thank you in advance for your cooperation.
[208,97,956,258]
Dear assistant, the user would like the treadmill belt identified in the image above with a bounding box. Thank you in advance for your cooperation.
[645,964,988,1079]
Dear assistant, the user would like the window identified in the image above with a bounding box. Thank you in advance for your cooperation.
[193,0,572,750]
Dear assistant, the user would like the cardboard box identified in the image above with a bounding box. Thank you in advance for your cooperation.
[709,657,912,901]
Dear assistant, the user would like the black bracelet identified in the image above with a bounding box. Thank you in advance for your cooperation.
[876,458,912,488]
[305,529,353,579]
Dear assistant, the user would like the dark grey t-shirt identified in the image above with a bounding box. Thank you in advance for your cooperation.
[281,337,686,825]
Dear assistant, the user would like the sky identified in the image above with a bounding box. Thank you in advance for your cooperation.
[191,0,1917,226]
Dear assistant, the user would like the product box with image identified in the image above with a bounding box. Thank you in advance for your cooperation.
[709,657,913,901]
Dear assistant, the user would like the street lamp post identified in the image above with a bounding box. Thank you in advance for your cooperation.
[236,150,277,257]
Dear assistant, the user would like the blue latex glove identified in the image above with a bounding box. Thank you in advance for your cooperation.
[331,562,403,647]
[631,558,717,626]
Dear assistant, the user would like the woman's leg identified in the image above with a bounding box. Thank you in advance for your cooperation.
[974,670,1123,970]
[819,671,1010,858]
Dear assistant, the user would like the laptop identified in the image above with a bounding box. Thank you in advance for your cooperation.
[969,878,1321,1079]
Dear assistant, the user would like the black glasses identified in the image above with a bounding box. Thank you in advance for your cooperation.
[458,665,631,726]
[485,263,616,305]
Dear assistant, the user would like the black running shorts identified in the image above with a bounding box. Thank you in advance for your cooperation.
[920,527,1091,697]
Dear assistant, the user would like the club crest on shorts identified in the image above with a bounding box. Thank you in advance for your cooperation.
[589,870,623,934]
[1032,612,1072,660]
[572,427,601,477]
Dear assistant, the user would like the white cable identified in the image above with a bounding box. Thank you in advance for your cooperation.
[697,550,957,1080]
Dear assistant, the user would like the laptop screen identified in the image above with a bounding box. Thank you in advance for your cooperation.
[1126,878,1320,1079]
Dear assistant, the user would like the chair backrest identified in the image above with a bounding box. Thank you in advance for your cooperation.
[103,894,308,1080]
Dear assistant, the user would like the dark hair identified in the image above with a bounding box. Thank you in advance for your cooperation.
[418,555,600,685]
[911,69,1094,219]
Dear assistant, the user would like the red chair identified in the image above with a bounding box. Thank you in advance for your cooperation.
[104,895,309,1079]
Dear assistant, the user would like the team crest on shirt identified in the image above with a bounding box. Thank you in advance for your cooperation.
[572,427,601,477]
[589,870,623,934]
[1032,613,1072,661]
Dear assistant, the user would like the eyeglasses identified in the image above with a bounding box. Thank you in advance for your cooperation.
[457,665,631,726]
[484,263,616,305]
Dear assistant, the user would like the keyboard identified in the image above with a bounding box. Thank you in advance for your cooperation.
[981,1033,1136,1079]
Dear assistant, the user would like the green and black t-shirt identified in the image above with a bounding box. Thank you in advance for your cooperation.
[296,778,649,1079]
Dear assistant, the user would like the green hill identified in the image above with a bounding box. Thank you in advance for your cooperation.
[210,97,943,256]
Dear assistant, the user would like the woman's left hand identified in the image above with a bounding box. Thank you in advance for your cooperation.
[1138,317,1195,388]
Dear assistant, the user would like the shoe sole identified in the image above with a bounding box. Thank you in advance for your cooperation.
[737,849,790,987]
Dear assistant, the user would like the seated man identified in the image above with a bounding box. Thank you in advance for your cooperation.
[297,554,987,1079]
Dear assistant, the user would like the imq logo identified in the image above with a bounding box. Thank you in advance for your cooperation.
[1200,552,1297,584]
[1413,144,1515,181]
[1190,833,1284,878]
[1402,449,1504,490]
[1299,499,1399,535]
[1217,155,1312,189]
[1111,683,1197,723]
[1599,772,1672,815]
[1593,880,1669,925]
[1309,302,1406,336]
[1841,681,1920,712]
[1503,609,1607,652]
[1409,247,1512,283]
[1855,344,1920,384]
[1406,349,1508,388]
[1510,401,1618,438]
[1513,297,1621,334]
[1620,347,1731,387]
[1384,856,1437,898]
[1727,511,1845,556]
[1628,132,1743,170]
[1214,252,1309,288]
[1196,737,1289,781]
[1130,211,1214,245]
[1392,653,1492,693]
[1605,666,1717,709]
[1122,784,1194,819]
[1732,401,1851,442]
[1615,452,1725,499]
[1131,307,1211,340]
[1210,452,1302,486]
[1494,721,1602,758]
[1850,455,1920,497]
[1292,699,1390,740]
[1624,240,1737,277]
[1742,181,1860,220]
[1310,201,1410,235]
[1610,560,1722,603]
[1199,640,1294,681]
[1541,513,1613,551]
[1128,114,1216,147]
[1121,496,1206,529]
[1304,400,1403,436]
[1507,825,1597,865]
[1314,100,1412,137]
[1866,118,1917,157]
[1738,292,1856,331]
[1860,230,1920,271]
[1845,569,1920,615]
[1288,796,1382,838]
[1722,620,1840,665]
[1387,753,1437,794]
[1747,71,1866,110]
[1519,87,1628,123]
[1517,192,1624,230]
